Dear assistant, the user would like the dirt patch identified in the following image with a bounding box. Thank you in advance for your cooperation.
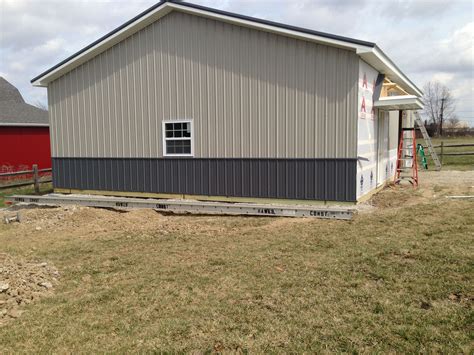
[366,170,474,209]
[0,205,249,242]
[0,253,59,326]
[421,170,474,186]
[368,183,427,208]
[12,205,167,232]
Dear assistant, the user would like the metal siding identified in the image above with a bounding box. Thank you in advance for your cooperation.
[47,83,56,157]
[54,79,63,158]
[49,11,358,160]
[53,158,357,202]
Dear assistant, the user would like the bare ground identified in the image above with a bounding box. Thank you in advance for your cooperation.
[368,170,474,209]
[0,254,59,325]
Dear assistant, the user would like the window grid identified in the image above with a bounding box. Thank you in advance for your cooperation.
[163,120,193,156]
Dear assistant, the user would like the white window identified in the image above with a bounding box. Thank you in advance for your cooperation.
[162,120,193,156]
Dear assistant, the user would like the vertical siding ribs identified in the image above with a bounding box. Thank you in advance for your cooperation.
[49,11,358,161]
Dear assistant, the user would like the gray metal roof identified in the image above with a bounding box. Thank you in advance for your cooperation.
[0,77,48,126]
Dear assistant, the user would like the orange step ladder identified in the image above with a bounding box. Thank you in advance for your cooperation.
[394,127,418,186]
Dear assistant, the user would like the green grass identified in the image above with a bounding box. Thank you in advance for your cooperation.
[419,136,474,171]
[0,193,472,352]
[0,183,53,208]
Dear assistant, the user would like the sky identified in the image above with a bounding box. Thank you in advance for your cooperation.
[1,0,473,125]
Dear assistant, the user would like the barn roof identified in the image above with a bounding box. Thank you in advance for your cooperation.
[0,77,48,127]
[31,0,422,97]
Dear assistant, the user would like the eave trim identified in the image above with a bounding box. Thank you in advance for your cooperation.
[374,95,424,110]
[0,123,50,127]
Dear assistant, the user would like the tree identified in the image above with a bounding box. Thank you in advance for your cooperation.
[422,81,456,136]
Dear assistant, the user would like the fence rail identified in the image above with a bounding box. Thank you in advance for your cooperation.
[0,165,52,191]
[429,143,474,149]
[421,142,474,165]
[440,152,474,156]
[0,168,52,178]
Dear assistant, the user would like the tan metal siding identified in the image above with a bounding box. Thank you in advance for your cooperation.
[48,11,358,159]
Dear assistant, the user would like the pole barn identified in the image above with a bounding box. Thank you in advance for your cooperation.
[31,0,423,203]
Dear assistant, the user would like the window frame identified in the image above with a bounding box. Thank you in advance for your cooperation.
[162,119,194,157]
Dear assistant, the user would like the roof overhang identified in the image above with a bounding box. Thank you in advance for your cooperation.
[31,0,422,98]
[374,95,423,111]
[357,46,422,97]
[0,123,49,127]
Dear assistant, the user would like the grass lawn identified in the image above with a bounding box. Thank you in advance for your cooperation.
[418,136,474,171]
[0,174,472,352]
[0,183,53,208]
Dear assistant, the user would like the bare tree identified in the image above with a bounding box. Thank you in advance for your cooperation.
[422,81,456,136]
[33,100,48,111]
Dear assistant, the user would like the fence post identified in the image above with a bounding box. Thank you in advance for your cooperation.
[440,142,444,165]
[33,164,39,194]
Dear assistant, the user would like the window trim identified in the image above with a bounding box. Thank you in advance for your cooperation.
[162,119,194,157]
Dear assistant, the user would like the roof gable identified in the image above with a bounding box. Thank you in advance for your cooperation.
[31,0,421,97]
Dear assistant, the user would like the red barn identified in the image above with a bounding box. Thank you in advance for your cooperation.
[0,77,51,174]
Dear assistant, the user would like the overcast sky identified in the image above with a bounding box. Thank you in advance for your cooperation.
[1,0,473,125]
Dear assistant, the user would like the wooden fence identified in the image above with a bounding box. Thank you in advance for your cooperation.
[423,143,474,165]
[0,165,52,192]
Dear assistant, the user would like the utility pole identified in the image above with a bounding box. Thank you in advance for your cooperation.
[439,97,445,137]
